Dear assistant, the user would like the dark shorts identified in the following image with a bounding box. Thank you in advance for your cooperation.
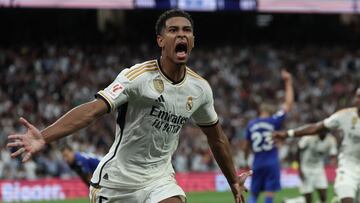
[250,166,281,194]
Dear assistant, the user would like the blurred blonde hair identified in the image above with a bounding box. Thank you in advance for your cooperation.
[259,103,276,115]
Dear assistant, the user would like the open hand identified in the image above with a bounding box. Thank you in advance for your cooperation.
[7,117,46,162]
[230,170,252,203]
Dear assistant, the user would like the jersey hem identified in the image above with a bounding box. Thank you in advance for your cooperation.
[197,119,219,127]
[91,172,176,190]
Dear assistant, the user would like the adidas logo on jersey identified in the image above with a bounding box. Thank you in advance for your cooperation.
[155,95,165,103]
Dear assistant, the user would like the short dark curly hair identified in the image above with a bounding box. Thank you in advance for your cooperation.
[155,9,194,35]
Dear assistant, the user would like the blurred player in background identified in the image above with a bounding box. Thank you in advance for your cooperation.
[297,131,337,203]
[245,69,294,203]
[7,9,251,203]
[273,87,360,203]
[61,145,101,186]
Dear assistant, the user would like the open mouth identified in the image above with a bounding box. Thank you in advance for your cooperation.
[175,43,188,59]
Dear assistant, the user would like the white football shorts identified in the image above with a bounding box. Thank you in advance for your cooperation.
[334,158,360,200]
[89,175,186,203]
[299,167,328,194]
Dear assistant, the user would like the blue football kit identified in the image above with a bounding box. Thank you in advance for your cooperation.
[69,152,101,185]
[246,110,286,194]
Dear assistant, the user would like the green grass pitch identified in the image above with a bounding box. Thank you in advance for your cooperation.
[22,185,335,203]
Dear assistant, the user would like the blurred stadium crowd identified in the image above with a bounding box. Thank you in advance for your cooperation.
[0,43,359,180]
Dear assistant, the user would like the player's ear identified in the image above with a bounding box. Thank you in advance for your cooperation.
[157,34,164,48]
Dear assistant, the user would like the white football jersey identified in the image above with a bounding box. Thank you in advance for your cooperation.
[324,107,360,162]
[91,59,218,189]
[298,135,337,170]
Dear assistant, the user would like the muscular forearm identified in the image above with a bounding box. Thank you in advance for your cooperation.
[291,122,325,137]
[209,136,238,183]
[41,99,107,143]
[204,124,237,184]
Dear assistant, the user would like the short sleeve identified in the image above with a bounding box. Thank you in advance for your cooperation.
[323,112,342,130]
[272,109,286,130]
[192,83,218,127]
[96,69,134,112]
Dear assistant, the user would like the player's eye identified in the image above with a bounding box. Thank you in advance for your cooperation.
[184,27,192,32]
[169,28,176,33]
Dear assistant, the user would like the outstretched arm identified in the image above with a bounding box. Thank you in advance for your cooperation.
[201,123,252,203]
[7,99,108,162]
[41,99,108,143]
[281,69,294,113]
[273,121,327,139]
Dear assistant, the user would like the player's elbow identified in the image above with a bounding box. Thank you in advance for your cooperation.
[83,100,107,121]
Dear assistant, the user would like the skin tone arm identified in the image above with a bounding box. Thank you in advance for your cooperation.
[281,69,294,113]
[78,172,92,187]
[41,99,108,142]
[273,121,327,139]
[201,123,252,203]
[7,99,108,162]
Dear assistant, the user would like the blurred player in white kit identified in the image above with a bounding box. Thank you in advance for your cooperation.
[274,87,360,203]
[297,131,337,203]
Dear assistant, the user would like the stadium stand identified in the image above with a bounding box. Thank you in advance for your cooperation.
[1,42,359,180]
[1,9,360,184]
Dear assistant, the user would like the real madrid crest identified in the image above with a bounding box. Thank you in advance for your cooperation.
[186,96,193,111]
[153,79,164,93]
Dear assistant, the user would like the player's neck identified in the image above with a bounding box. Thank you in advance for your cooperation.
[159,57,186,84]
[259,112,270,118]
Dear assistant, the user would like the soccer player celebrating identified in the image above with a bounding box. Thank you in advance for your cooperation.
[245,69,294,203]
[297,131,337,203]
[7,9,251,203]
[273,87,360,203]
[61,145,101,186]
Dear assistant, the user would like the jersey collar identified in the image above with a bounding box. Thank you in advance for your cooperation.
[156,58,187,86]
